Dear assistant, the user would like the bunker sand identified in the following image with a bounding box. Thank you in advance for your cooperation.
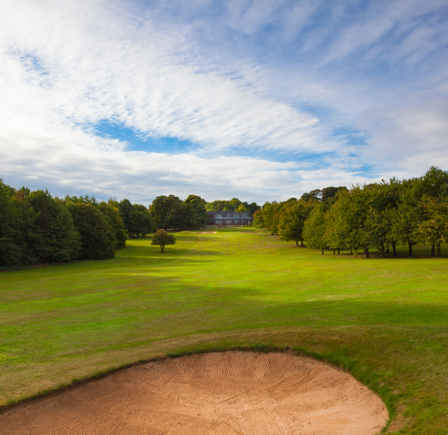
[198,231,217,234]
[0,352,387,435]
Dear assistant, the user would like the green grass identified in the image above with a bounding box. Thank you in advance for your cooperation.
[1,230,447,434]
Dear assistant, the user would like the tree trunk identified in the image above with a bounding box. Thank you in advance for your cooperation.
[408,241,412,256]
[296,240,299,247]
[437,242,442,257]
[333,249,336,254]
[386,244,390,254]
[160,245,165,253]
[301,239,305,246]
[321,248,324,255]
[364,245,370,258]
[337,248,340,254]
[380,242,385,259]
[431,243,435,257]
[392,242,397,256]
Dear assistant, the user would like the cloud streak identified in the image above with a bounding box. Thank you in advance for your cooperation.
[0,0,447,202]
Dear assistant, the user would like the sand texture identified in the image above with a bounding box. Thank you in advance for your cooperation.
[197,232,217,234]
[0,352,388,434]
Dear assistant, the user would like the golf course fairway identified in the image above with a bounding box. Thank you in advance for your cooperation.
[0,229,447,434]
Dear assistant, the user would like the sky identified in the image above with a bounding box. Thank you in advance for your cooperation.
[1,0,448,205]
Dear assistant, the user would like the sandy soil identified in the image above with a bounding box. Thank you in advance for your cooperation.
[0,352,388,435]
[198,232,217,234]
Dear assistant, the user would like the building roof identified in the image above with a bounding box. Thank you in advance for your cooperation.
[207,210,252,216]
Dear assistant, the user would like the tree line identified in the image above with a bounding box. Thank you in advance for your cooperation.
[206,198,259,214]
[253,167,448,258]
[0,181,258,268]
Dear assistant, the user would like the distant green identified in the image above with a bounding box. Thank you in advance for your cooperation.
[0,229,447,434]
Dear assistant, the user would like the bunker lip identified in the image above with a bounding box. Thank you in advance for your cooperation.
[197,231,217,234]
[0,351,388,435]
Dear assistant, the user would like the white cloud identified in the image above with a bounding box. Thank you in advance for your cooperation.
[0,0,447,203]
[0,0,338,154]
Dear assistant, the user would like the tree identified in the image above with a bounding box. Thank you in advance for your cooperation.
[118,199,133,230]
[184,195,208,228]
[334,186,372,257]
[206,198,259,214]
[301,189,322,201]
[165,202,190,230]
[98,202,127,248]
[149,195,182,229]
[261,202,278,234]
[247,202,260,214]
[128,204,155,237]
[236,204,248,213]
[252,209,264,228]
[415,196,448,257]
[365,208,393,258]
[321,186,347,202]
[279,200,317,246]
[0,180,34,267]
[27,190,81,263]
[151,229,176,253]
[229,198,243,211]
[303,204,328,254]
[278,204,303,246]
[66,203,115,260]
[392,196,421,256]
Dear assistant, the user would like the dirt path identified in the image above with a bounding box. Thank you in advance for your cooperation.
[0,352,388,434]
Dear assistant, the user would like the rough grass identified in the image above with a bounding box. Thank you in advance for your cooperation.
[0,230,447,434]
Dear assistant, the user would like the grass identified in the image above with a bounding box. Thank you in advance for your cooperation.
[0,228,447,434]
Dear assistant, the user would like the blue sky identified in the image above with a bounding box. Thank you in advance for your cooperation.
[1,0,447,204]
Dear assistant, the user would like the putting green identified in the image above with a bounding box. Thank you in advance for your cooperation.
[0,229,447,434]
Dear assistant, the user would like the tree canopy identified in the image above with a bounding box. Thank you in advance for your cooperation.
[151,229,176,253]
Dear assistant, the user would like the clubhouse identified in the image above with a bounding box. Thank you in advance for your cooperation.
[207,211,253,226]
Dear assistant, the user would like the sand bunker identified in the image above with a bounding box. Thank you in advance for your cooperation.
[0,352,388,435]
[198,231,217,234]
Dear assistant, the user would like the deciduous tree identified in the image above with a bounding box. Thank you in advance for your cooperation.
[151,229,176,253]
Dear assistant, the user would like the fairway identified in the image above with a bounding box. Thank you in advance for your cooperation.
[1,230,447,434]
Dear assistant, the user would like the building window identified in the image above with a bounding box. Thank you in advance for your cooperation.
[230,214,233,217]
[239,214,242,217]
[222,214,227,217]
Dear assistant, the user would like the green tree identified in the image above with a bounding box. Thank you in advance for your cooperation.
[321,186,347,202]
[301,189,322,201]
[303,204,329,254]
[236,204,248,213]
[0,181,32,267]
[261,202,278,234]
[365,208,393,258]
[247,202,260,214]
[415,196,448,257]
[98,202,127,248]
[334,186,373,257]
[28,190,80,263]
[165,202,190,230]
[391,196,421,256]
[66,203,115,260]
[149,195,182,229]
[252,209,264,228]
[151,229,176,253]
[118,199,133,230]
[128,204,155,238]
[184,195,208,228]
[279,200,317,246]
